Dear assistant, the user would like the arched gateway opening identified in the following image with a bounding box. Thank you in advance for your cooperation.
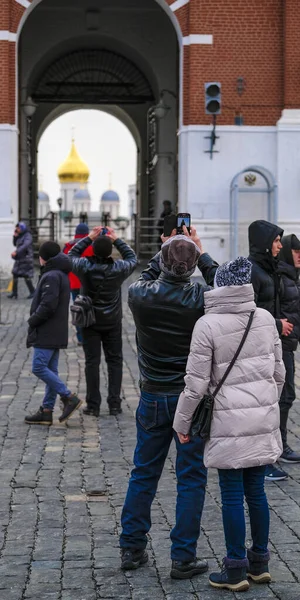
[17,0,180,234]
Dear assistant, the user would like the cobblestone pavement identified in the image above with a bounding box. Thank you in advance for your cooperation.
[0,280,300,600]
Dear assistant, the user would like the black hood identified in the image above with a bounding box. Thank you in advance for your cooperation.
[43,252,72,275]
[279,235,295,267]
[248,220,284,272]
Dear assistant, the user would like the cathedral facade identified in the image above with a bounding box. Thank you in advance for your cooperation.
[0,0,300,272]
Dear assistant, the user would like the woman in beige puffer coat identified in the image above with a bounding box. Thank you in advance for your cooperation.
[173,257,285,593]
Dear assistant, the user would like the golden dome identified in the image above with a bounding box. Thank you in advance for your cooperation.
[58,141,90,184]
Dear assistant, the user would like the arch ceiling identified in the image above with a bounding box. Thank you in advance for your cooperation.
[31,49,155,105]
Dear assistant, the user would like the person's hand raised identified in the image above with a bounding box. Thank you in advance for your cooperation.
[182,225,203,254]
[105,227,118,242]
[88,226,103,241]
[161,229,177,244]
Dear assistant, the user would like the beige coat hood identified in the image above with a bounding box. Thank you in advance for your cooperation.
[173,284,285,470]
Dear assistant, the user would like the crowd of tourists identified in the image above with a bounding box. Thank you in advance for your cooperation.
[8,216,300,591]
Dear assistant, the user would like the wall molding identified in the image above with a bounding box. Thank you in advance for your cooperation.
[178,125,277,134]
[171,0,189,11]
[183,34,213,45]
[0,124,19,132]
[0,31,17,42]
[15,0,30,7]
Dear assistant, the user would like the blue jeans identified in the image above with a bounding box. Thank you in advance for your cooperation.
[120,391,207,561]
[32,348,71,410]
[71,290,82,343]
[218,466,269,560]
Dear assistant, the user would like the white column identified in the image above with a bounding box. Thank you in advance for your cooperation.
[0,125,19,276]
[277,109,300,235]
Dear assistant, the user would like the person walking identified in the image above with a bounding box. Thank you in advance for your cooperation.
[277,234,300,463]
[156,200,174,248]
[69,226,137,417]
[25,242,82,426]
[8,222,35,299]
[63,223,94,345]
[248,219,292,481]
[120,227,218,579]
[174,257,285,592]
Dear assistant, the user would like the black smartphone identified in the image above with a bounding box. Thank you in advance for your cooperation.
[163,214,177,237]
[101,227,109,236]
[177,213,191,234]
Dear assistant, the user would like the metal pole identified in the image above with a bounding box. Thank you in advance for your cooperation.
[233,184,239,259]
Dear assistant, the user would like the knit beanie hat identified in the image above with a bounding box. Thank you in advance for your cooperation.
[75,223,89,236]
[215,256,252,287]
[160,235,200,277]
[39,241,61,261]
[93,236,113,258]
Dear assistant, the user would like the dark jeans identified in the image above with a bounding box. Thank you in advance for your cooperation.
[32,348,71,410]
[218,466,269,560]
[82,322,123,411]
[120,391,207,561]
[279,350,295,446]
[71,290,82,343]
[13,276,35,296]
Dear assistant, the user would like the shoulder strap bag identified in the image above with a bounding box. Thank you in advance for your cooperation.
[70,274,107,329]
[189,310,255,440]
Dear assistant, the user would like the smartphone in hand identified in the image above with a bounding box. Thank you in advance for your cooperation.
[177,213,191,234]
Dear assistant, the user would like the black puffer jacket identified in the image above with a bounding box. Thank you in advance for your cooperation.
[278,235,300,351]
[248,220,284,334]
[128,252,218,393]
[27,253,72,349]
[69,237,137,328]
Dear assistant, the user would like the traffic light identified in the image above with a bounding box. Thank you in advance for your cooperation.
[205,82,221,115]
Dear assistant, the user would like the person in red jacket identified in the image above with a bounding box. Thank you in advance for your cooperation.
[63,223,94,345]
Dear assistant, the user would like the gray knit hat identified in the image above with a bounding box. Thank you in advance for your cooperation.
[215,256,252,287]
[161,235,200,277]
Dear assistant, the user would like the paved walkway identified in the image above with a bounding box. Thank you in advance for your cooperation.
[0,280,300,600]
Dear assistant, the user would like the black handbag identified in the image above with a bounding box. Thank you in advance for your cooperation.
[70,276,106,329]
[190,310,255,440]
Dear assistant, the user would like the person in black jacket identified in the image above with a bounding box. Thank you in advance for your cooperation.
[8,222,35,299]
[120,227,218,579]
[69,226,137,417]
[25,242,82,426]
[248,220,291,481]
[277,235,300,463]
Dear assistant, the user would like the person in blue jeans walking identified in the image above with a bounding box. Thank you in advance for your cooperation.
[25,241,82,426]
[120,226,218,579]
[174,257,286,592]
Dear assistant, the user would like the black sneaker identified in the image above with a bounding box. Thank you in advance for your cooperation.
[7,293,17,299]
[281,444,300,463]
[170,558,208,580]
[265,464,288,481]
[25,407,53,426]
[109,406,122,416]
[209,561,249,592]
[82,406,100,417]
[121,549,148,570]
[59,394,83,423]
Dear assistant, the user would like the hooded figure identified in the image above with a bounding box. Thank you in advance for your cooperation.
[248,220,284,333]
[276,234,300,463]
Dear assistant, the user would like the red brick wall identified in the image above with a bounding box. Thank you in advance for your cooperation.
[184,0,284,126]
[284,0,300,108]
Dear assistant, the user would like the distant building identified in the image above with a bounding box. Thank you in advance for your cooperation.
[37,190,51,219]
[57,140,91,215]
[100,189,120,221]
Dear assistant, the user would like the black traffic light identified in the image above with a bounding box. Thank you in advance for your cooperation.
[205,82,221,115]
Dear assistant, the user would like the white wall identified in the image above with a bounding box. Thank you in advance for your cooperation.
[0,127,19,276]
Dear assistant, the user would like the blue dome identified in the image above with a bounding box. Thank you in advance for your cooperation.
[38,191,49,202]
[74,189,90,200]
[101,190,120,202]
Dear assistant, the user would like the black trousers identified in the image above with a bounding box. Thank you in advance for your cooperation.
[279,350,295,447]
[82,322,123,411]
[12,276,35,296]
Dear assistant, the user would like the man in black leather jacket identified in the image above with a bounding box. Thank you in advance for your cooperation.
[277,235,300,464]
[120,227,218,580]
[69,226,137,416]
[248,220,292,481]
